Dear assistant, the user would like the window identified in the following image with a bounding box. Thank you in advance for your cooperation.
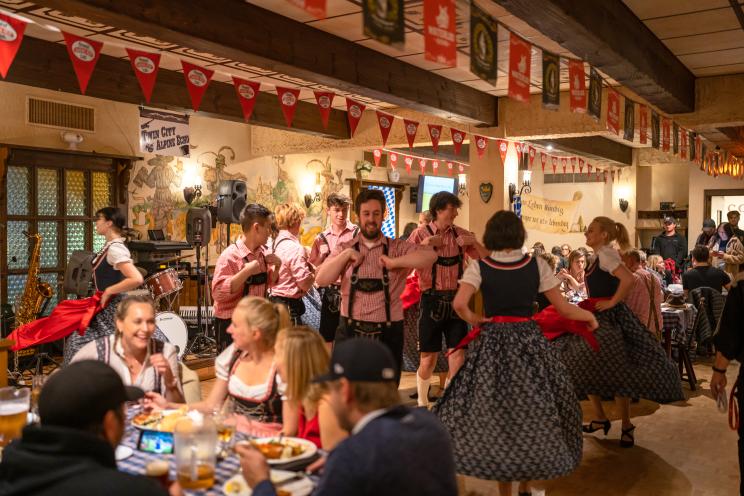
[1,146,126,316]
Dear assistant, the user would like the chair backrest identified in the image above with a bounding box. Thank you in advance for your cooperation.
[689,286,725,343]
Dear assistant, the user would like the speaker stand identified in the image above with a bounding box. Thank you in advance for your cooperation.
[185,243,215,358]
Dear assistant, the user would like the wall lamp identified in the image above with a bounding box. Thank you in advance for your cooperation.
[183,184,202,205]
[304,172,322,208]
[619,198,629,213]
[457,173,468,197]
[508,170,532,205]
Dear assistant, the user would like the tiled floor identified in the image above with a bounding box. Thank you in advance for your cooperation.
[200,361,740,495]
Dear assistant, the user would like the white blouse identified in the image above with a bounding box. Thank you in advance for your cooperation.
[215,344,286,400]
[594,245,622,273]
[97,237,132,268]
[459,249,560,293]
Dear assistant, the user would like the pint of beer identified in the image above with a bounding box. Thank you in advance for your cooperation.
[0,387,30,447]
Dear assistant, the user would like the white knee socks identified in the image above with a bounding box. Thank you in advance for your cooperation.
[417,373,430,407]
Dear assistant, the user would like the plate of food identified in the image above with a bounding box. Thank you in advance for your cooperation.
[240,437,317,465]
[222,470,313,496]
[131,408,188,432]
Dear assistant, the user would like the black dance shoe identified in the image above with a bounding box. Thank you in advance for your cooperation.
[582,419,611,435]
[620,425,636,448]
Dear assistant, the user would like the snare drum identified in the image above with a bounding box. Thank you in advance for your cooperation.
[155,311,189,358]
[144,268,183,301]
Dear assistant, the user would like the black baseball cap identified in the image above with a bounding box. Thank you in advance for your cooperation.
[663,216,676,225]
[312,338,397,383]
[39,361,144,429]
[703,219,716,228]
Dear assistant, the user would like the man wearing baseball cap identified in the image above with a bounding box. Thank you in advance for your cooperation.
[652,216,687,273]
[237,338,457,496]
[0,361,168,496]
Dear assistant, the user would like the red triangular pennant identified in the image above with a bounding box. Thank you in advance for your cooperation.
[587,163,593,174]
[428,124,442,153]
[451,128,466,155]
[497,140,508,163]
[181,61,214,112]
[432,160,440,174]
[561,158,568,173]
[389,152,398,169]
[528,146,536,169]
[126,48,160,103]
[403,119,419,149]
[540,152,547,173]
[376,111,394,146]
[232,77,260,122]
[570,157,577,173]
[276,86,301,127]
[0,14,27,79]
[419,158,427,174]
[373,149,382,167]
[346,98,366,137]
[404,156,413,174]
[611,170,615,182]
[475,135,488,158]
[313,91,335,129]
[551,156,558,174]
[62,32,103,94]
[578,158,585,173]
[458,164,465,173]
[447,161,454,176]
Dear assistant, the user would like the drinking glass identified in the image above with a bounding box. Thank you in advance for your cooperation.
[173,413,217,490]
[0,387,30,447]
[30,375,47,418]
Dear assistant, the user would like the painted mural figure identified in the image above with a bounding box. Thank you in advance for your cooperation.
[132,155,182,232]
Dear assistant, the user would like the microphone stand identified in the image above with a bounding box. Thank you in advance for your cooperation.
[185,213,216,357]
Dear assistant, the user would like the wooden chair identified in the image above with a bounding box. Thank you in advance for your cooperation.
[673,299,705,390]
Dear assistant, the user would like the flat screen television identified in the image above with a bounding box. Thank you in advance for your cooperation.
[416,175,457,213]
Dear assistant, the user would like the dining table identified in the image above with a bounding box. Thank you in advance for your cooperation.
[661,303,697,357]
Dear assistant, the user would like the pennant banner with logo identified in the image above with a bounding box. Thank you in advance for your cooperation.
[276,86,301,127]
[451,128,466,155]
[404,119,419,149]
[139,108,190,157]
[0,13,26,79]
[528,146,536,169]
[405,156,413,174]
[587,67,602,121]
[542,50,560,110]
[373,148,382,167]
[474,134,488,158]
[126,49,160,104]
[313,91,335,129]
[606,88,620,135]
[363,0,404,48]
[181,61,214,112]
[639,105,648,145]
[673,122,679,155]
[376,111,394,146]
[651,111,660,149]
[469,1,498,85]
[623,98,634,142]
[419,158,427,174]
[346,98,366,137]
[497,140,508,163]
[63,32,103,95]
[540,152,547,172]
[661,118,671,152]
[428,124,442,153]
[424,0,456,67]
[233,78,260,122]
[680,129,688,160]
[508,33,531,103]
[568,59,586,113]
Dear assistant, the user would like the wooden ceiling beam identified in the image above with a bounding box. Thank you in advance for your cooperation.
[490,0,696,114]
[34,0,498,126]
[6,36,349,139]
[529,136,633,166]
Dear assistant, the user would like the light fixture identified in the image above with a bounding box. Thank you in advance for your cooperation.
[546,144,554,151]
[619,198,629,212]
[303,172,322,208]
[508,176,532,207]
[181,160,203,205]
[616,185,630,213]
[183,184,202,205]
[457,173,468,197]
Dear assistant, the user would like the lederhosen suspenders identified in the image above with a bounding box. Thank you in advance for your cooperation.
[97,336,166,394]
[320,227,360,313]
[424,226,463,322]
[346,238,391,337]
[425,225,464,292]
[243,249,268,297]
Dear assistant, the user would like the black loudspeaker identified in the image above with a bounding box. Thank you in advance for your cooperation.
[217,180,247,224]
[186,208,212,245]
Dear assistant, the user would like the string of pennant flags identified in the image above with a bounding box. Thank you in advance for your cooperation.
[0,6,741,181]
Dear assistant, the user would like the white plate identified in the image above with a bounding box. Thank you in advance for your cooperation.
[222,471,313,496]
[115,445,134,461]
[131,409,184,432]
[248,437,318,466]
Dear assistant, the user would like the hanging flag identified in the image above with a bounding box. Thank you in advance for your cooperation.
[432,160,440,174]
[313,91,335,129]
[126,49,161,103]
[561,157,567,173]
[540,152,547,173]
[458,164,465,173]
[232,78,260,122]
[447,161,454,176]
[651,111,660,149]
[623,98,634,142]
[661,118,671,152]
[673,122,679,155]
[508,33,531,103]
[180,61,214,112]
[0,13,26,79]
[389,152,398,169]
[469,1,498,84]
[403,119,419,149]
[695,135,702,164]
[528,146,536,169]
[287,0,327,19]
[568,59,586,113]
[346,98,366,137]
[606,88,620,135]
[363,0,404,48]
[451,128,466,155]
[551,156,558,174]
[570,157,577,173]
[603,171,608,183]
[542,50,560,110]
[376,111,394,146]
[587,66,602,121]
[424,0,456,67]
[578,158,585,173]
[276,86,301,127]
[587,163,593,174]
[372,149,382,167]
[497,140,508,163]
[62,32,103,95]
[475,135,488,158]
[428,124,442,153]
[617,168,621,181]
[680,129,688,160]
[419,158,427,174]
[404,156,413,174]
[638,105,648,144]
[611,170,615,183]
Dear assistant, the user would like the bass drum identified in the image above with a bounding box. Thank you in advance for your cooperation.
[155,311,189,359]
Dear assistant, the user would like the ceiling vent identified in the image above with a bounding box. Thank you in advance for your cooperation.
[26,97,95,133]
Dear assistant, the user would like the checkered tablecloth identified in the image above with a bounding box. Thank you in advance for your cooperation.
[662,304,697,347]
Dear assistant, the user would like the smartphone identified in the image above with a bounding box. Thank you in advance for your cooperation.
[137,429,175,455]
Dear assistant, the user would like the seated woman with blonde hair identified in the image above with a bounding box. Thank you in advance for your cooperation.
[146,296,292,436]
[275,326,347,449]
[72,295,184,403]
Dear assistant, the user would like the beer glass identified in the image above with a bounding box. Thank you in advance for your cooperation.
[173,413,217,490]
[0,387,30,447]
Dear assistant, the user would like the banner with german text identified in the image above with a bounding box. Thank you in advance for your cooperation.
[521,193,581,234]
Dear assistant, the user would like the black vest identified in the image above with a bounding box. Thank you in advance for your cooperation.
[479,255,539,317]
[93,242,126,291]
[585,258,619,298]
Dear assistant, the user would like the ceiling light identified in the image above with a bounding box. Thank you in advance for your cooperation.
[546,144,554,151]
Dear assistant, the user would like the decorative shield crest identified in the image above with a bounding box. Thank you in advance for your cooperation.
[479,182,493,203]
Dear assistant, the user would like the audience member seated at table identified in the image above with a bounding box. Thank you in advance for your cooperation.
[531,242,546,257]
[558,249,587,299]
[237,338,458,496]
[622,249,663,337]
[647,254,673,287]
[0,361,170,496]
[535,252,558,311]
[274,326,347,450]
[682,245,731,295]
[71,295,184,403]
[147,296,292,435]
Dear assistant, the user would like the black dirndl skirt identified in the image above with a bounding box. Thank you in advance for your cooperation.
[432,320,581,481]
[401,302,449,373]
[551,303,684,403]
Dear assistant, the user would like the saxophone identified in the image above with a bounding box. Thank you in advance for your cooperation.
[13,231,54,327]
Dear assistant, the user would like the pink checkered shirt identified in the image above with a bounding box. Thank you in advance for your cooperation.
[407,222,478,292]
[331,235,421,322]
[624,268,663,333]
[212,237,270,319]
[309,222,358,286]
[269,230,313,298]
